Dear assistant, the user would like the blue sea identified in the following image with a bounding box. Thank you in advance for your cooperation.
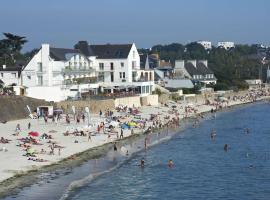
[3,102,270,200]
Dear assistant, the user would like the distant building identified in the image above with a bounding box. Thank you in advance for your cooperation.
[0,63,24,87]
[174,60,217,85]
[197,41,212,50]
[217,41,235,50]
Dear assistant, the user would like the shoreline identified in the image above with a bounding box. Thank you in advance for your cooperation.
[0,93,269,198]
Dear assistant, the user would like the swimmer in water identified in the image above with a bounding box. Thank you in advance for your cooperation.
[224,144,228,152]
[210,129,216,140]
[244,128,250,134]
[168,159,174,168]
[140,159,145,167]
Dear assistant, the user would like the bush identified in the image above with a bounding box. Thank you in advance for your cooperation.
[213,82,230,91]
[153,88,162,96]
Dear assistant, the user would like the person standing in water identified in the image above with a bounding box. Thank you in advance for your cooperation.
[113,142,118,151]
[144,137,147,150]
[140,159,145,167]
[210,129,216,140]
[224,144,228,152]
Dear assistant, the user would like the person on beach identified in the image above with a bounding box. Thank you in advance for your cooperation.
[131,128,134,135]
[28,122,31,130]
[82,114,85,123]
[88,132,91,142]
[120,128,124,139]
[99,110,102,118]
[58,147,61,156]
[168,159,174,168]
[113,142,117,151]
[15,124,21,132]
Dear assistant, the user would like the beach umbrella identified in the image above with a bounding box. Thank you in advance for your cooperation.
[28,131,39,137]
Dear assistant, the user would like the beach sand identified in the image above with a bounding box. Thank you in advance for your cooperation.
[0,89,269,188]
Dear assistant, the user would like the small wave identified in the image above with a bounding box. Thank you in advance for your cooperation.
[59,163,121,200]
[59,131,177,200]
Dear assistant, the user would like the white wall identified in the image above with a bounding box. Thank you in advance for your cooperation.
[0,71,20,86]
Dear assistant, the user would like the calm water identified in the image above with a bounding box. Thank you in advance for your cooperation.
[3,103,270,200]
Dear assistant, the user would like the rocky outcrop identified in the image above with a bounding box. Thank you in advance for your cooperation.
[0,96,51,121]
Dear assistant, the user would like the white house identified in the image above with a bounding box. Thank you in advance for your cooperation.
[21,44,98,101]
[0,64,22,87]
[174,60,217,85]
[75,41,155,97]
[21,41,155,101]
[217,41,235,50]
[197,41,212,50]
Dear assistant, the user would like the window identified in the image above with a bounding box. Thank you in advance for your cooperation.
[110,62,114,70]
[119,72,122,78]
[132,61,136,68]
[37,62,42,72]
[142,86,145,93]
[1,73,3,77]
[146,86,149,93]
[121,62,124,67]
[37,76,43,86]
[27,76,31,80]
[110,72,114,82]
[99,63,104,70]
[123,72,125,79]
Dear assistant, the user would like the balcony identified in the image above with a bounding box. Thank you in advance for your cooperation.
[62,66,95,75]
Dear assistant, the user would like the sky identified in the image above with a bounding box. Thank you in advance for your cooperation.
[0,0,269,51]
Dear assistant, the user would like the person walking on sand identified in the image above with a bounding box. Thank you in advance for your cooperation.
[120,128,124,139]
[15,124,21,132]
[88,132,91,142]
[28,122,31,130]
[99,110,102,118]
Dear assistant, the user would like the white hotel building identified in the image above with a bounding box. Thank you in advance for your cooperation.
[217,41,235,50]
[196,41,212,50]
[21,41,154,102]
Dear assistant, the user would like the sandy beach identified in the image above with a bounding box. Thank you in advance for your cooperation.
[0,89,269,191]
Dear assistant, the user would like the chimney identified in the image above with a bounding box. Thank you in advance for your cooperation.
[175,60,184,69]
[187,60,197,68]
[198,60,208,67]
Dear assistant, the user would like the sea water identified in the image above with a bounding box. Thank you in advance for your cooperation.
[3,102,270,200]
